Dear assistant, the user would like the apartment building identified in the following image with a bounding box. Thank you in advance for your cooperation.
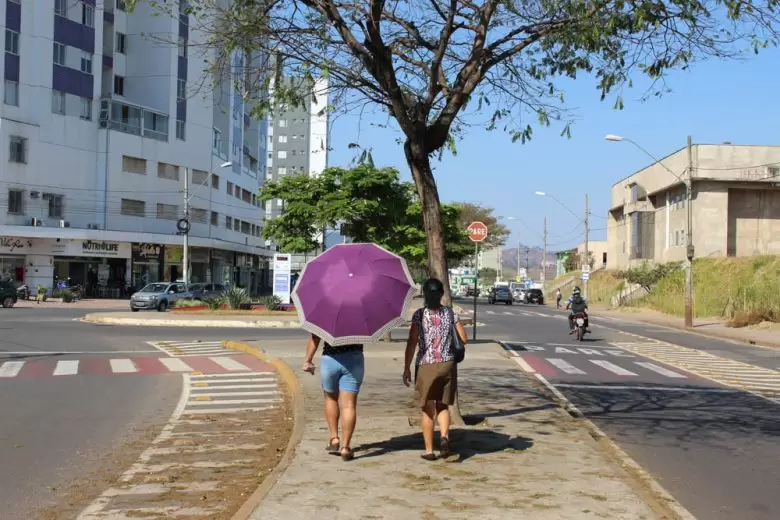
[608,143,780,270]
[0,0,271,295]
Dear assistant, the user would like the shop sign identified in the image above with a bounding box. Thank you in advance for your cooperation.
[0,237,32,255]
[190,248,210,264]
[165,246,183,264]
[30,239,131,258]
[82,240,121,256]
[273,253,291,304]
[133,243,162,261]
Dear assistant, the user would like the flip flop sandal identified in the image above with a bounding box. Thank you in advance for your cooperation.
[326,437,340,453]
[420,453,438,461]
[440,437,451,458]
[341,447,354,461]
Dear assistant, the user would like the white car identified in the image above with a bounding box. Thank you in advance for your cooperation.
[130,282,191,312]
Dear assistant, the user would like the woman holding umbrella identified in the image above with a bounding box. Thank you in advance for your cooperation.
[403,278,468,460]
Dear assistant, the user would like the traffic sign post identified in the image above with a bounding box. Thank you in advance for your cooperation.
[468,221,488,341]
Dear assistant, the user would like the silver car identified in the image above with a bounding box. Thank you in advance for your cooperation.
[130,282,188,312]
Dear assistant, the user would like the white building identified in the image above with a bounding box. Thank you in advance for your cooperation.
[0,0,272,296]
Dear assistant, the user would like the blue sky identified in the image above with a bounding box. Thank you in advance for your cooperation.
[327,47,779,252]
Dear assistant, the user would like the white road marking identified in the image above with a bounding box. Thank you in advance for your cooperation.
[486,310,496,315]
[513,357,536,373]
[188,391,278,398]
[53,360,80,376]
[0,350,160,355]
[554,383,738,393]
[109,359,138,373]
[634,362,687,379]
[158,358,194,372]
[190,383,277,390]
[590,360,637,376]
[188,398,276,406]
[207,357,252,371]
[547,358,586,375]
[181,406,275,415]
[143,443,266,456]
[0,361,25,378]
[102,482,221,496]
[503,311,513,315]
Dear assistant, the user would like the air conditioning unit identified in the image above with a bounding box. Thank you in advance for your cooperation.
[59,220,70,228]
[30,191,40,199]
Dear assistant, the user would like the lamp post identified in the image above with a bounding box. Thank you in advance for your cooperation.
[182,161,232,285]
[606,134,694,328]
[535,191,589,298]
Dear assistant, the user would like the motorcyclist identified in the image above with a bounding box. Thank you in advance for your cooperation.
[565,286,589,334]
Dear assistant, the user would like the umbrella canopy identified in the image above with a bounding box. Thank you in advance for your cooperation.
[291,243,415,346]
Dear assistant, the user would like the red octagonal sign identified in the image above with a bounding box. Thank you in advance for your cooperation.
[467,221,489,242]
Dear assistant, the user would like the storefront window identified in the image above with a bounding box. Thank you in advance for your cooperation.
[0,256,25,283]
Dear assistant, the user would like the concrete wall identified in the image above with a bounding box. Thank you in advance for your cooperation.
[727,188,780,256]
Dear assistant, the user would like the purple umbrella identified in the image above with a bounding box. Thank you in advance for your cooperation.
[291,243,416,346]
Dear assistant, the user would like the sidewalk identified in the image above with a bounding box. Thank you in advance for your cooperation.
[245,340,675,520]
[594,307,780,349]
[81,311,302,328]
[16,298,129,309]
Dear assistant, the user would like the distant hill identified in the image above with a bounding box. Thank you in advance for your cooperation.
[500,246,554,271]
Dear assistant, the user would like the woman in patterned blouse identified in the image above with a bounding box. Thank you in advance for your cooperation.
[403,278,468,460]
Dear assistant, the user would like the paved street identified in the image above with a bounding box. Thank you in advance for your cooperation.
[460,297,780,520]
[0,307,302,519]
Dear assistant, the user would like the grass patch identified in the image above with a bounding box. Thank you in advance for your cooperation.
[169,309,296,317]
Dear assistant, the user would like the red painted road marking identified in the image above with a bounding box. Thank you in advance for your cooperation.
[520,355,558,376]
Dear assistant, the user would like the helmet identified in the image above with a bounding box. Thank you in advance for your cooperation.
[572,287,581,295]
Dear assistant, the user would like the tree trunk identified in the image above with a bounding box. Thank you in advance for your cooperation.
[403,139,451,306]
[404,138,464,428]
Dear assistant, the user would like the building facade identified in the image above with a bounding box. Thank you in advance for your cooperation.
[1,0,272,295]
[608,143,780,270]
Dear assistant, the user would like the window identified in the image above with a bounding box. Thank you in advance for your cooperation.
[251,194,256,206]
[191,169,208,185]
[241,188,251,203]
[53,43,66,66]
[190,208,207,224]
[51,91,66,115]
[178,36,187,58]
[233,185,241,199]
[241,221,250,234]
[82,3,94,27]
[277,167,287,176]
[157,162,180,181]
[278,135,287,143]
[176,79,186,101]
[80,97,92,120]
[121,199,145,217]
[55,0,67,16]
[251,224,256,236]
[8,190,23,214]
[225,216,232,230]
[114,75,125,96]
[156,203,179,220]
[290,150,297,156]
[234,219,240,231]
[3,80,19,106]
[278,119,287,128]
[277,150,287,159]
[80,55,92,74]
[211,174,219,190]
[210,211,218,226]
[226,181,233,195]
[48,195,64,218]
[176,120,185,140]
[212,128,222,152]
[116,0,127,11]
[5,30,19,55]
[116,32,126,54]
[9,136,26,163]
[122,155,146,174]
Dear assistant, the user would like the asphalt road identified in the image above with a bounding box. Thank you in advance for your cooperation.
[0,307,307,519]
[463,297,780,520]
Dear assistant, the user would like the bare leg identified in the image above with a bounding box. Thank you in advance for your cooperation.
[339,391,358,450]
[435,402,450,439]
[323,391,340,444]
[421,401,436,454]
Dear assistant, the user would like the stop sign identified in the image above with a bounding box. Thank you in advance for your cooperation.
[467,221,489,242]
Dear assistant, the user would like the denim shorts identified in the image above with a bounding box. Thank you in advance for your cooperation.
[320,351,365,394]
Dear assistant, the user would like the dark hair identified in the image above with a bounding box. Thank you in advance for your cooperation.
[422,278,444,309]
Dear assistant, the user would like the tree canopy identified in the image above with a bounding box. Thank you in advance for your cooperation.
[454,202,510,249]
[133,0,780,304]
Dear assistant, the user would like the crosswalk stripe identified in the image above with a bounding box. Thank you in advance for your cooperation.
[634,362,686,379]
[0,361,25,378]
[546,358,586,375]
[208,357,252,371]
[159,358,194,372]
[590,360,637,376]
[503,311,513,315]
[110,359,138,373]
[53,360,80,376]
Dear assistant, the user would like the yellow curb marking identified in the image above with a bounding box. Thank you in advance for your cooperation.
[194,382,209,387]
[194,396,211,401]
[191,371,203,375]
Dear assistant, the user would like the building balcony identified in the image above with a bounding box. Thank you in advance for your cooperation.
[99,98,169,142]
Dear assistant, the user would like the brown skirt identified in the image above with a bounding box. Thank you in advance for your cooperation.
[413,361,457,408]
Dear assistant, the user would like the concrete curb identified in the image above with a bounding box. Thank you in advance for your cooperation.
[80,314,302,328]
[221,341,306,520]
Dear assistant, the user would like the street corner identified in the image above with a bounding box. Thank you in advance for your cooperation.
[79,312,303,328]
[66,369,296,520]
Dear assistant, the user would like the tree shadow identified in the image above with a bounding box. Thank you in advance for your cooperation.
[354,428,533,463]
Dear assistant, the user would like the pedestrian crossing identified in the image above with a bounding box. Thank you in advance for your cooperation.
[507,352,691,380]
[147,340,230,357]
[0,354,273,380]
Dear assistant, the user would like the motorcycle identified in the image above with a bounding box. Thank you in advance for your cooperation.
[572,312,588,341]
[16,284,30,301]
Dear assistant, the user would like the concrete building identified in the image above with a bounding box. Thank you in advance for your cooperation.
[608,143,780,270]
[0,0,271,296]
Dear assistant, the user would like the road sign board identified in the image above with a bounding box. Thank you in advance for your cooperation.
[581,272,590,280]
[467,221,489,242]
[582,264,590,273]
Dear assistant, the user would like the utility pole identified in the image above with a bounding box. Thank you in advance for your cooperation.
[685,135,694,328]
[183,167,190,285]
[516,239,521,280]
[583,193,589,300]
[541,216,547,287]
[525,247,529,272]
[497,245,503,281]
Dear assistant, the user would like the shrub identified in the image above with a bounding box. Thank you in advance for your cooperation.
[173,299,203,308]
[202,297,221,311]
[220,286,250,310]
[59,289,75,303]
[262,295,283,311]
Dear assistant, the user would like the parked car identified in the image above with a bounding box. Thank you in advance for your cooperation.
[523,288,545,305]
[513,288,526,302]
[129,282,189,312]
[0,280,18,308]
[488,286,513,305]
[190,283,225,300]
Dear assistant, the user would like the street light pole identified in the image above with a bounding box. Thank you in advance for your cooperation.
[516,239,521,279]
[542,216,547,287]
[183,167,190,285]
[685,135,694,328]
[584,193,589,300]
